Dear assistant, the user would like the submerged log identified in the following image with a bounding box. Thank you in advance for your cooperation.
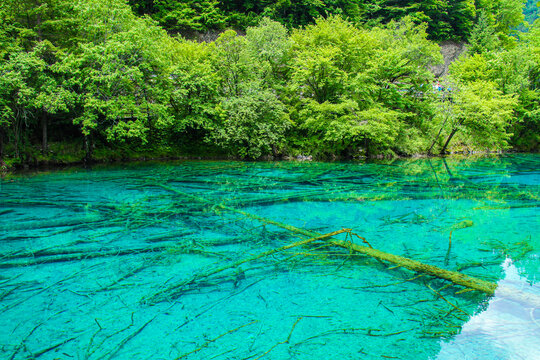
[155,184,496,293]
[155,183,540,308]
[329,239,496,295]
[1,246,174,268]
[0,215,104,232]
[144,229,348,304]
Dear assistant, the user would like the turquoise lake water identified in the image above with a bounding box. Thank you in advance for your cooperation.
[1,155,539,359]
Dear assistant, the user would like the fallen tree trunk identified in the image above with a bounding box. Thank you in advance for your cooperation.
[1,215,104,232]
[144,229,348,304]
[328,239,496,295]
[0,244,221,269]
[0,247,168,268]
[154,183,540,307]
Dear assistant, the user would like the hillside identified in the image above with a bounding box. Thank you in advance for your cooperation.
[128,0,528,41]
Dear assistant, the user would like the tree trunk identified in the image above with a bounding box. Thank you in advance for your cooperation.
[428,114,449,155]
[0,126,4,158]
[41,115,48,155]
[83,134,93,164]
[36,4,44,42]
[440,128,458,155]
[364,138,371,158]
[14,119,21,159]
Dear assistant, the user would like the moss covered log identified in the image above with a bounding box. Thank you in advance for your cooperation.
[155,183,540,309]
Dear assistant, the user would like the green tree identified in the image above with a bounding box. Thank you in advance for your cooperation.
[0,0,78,50]
[288,16,372,155]
[289,16,441,156]
[476,0,526,46]
[494,0,526,31]
[510,19,540,149]
[213,89,290,159]
[132,0,226,33]
[450,21,539,151]
[212,30,254,97]
[369,0,476,40]
[432,80,517,153]
[210,21,292,158]
[0,41,73,159]
[366,19,442,154]
[0,52,34,159]
[0,0,78,160]
[63,0,174,160]
[67,35,171,159]
[469,11,500,53]
[245,18,291,82]
[167,40,220,140]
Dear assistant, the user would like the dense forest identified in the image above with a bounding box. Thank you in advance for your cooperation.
[0,0,539,168]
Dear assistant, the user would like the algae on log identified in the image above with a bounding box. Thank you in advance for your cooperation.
[329,239,496,295]
[153,183,540,307]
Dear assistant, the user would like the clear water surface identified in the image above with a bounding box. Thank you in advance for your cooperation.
[0,154,539,359]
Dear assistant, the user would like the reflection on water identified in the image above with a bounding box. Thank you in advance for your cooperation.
[436,258,540,360]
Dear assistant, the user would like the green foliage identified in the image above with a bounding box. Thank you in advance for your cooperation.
[133,0,226,33]
[512,89,540,150]
[168,41,220,133]
[509,19,540,149]
[469,11,500,53]
[451,50,531,94]
[493,0,527,32]
[448,19,539,151]
[207,22,293,159]
[73,0,139,45]
[245,18,291,81]
[0,0,537,164]
[0,0,78,49]
[218,0,371,29]
[523,0,539,25]
[369,0,477,40]
[213,90,290,159]
[53,1,172,147]
[212,30,253,97]
[476,0,526,46]
[431,80,518,153]
[125,0,527,42]
[289,16,442,156]
[523,19,540,90]
[0,40,72,156]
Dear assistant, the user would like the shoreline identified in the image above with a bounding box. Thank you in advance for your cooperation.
[1,149,533,177]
